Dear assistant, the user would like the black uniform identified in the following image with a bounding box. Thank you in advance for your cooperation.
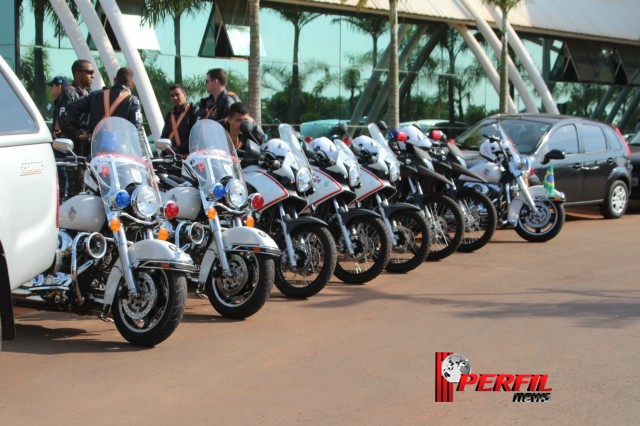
[57,82,90,139]
[63,84,144,157]
[51,87,75,200]
[196,89,240,122]
[160,102,198,156]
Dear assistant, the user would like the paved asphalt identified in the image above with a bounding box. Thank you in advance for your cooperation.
[1,202,639,425]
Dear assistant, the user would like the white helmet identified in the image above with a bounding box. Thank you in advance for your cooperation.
[399,125,432,149]
[479,138,506,161]
[260,138,290,169]
[310,137,339,166]
[352,135,378,162]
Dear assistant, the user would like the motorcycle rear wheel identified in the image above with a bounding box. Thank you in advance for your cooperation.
[206,252,274,319]
[385,209,430,273]
[457,189,497,253]
[112,269,187,347]
[424,195,464,261]
[333,217,391,284]
[515,200,565,243]
[274,225,337,299]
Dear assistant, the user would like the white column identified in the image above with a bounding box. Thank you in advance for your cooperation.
[454,24,517,113]
[48,0,104,90]
[456,0,538,113]
[98,0,163,141]
[487,6,559,114]
[74,0,119,84]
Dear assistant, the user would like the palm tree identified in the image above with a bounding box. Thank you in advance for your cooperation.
[141,0,206,84]
[342,66,362,113]
[269,8,321,124]
[332,14,387,68]
[248,0,261,124]
[481,0,526,113]
[19,0,78,115]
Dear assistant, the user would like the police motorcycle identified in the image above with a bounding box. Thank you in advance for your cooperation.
[460,130,566,242]
[345,125,430,273]
[300,130,391,284]
[398,125,497,253]
[13,117,195,346]
[153,120,280,318]
[374,123,463,261]
[240,124,337,299]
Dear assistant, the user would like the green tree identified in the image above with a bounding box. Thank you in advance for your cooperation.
[141,0,207,84]
[480,0,527,113]
[342,66,362,114]
[332,14,387,68]
[268,8,321,124]
[20,47,51,117]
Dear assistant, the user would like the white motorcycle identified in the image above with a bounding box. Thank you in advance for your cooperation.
[13,117,195,346]
[155,120,280,319]
[460,132,566,242]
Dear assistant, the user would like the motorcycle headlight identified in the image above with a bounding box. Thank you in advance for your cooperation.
[297,167,313,192]
[225,179,248,208]
[348,165,360,187]
[389,161,400,183]
[131,185,160,218]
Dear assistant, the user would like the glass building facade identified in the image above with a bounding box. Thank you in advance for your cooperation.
[2,0,639,137]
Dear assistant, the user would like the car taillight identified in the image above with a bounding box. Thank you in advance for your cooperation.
[612,125,631,156]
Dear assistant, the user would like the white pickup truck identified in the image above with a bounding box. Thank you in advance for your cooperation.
[0,56,58,347]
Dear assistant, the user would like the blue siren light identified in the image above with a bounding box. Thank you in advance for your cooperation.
[213,183,226,200]
[115,190,131,208]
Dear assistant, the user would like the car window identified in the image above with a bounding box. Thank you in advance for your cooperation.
[456,120,497,149]
[603,126,624,151]
[0,69,37,135]
[548,124,579,154]
[501,120,551,155]
[628,131,640,146]
[580,124,607,153]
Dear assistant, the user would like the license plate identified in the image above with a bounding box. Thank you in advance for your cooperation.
[633,177,639,187]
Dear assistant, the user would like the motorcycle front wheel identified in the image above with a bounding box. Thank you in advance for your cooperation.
[515,200,565,243]
[274,225,337,299]
[333,217,391,284]
[206,252,274,319]
[385,209,430,273]
[424,195,464,261]
[457,189,497,253]
[112,269,187,347]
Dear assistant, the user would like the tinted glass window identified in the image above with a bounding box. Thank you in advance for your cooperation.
[581,124,607,153]
[603,126,623,150]
[0,70,37,135]
[501,120,552,154]
[456,120,497,149]
[548,125,579,154]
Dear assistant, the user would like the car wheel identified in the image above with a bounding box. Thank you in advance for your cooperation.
[599,180,628,219]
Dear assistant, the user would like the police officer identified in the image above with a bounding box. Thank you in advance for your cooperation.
[48,76,71,200]
[58,60,95,152]
[219,102,265,150]
[197,68,239,121]
[160,84,198,156]
[63,66,144,157]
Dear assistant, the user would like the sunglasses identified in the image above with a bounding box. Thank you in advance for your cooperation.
[80,69,95,75]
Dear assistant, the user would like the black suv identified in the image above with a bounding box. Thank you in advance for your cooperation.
[454,114,632,218]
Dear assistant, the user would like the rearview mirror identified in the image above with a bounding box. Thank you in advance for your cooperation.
[52,138,74,153]
[155,138,172,151]
[542,149,565,164]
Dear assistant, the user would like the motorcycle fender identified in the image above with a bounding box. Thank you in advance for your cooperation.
[341,208,381,224]
[222,226,280,255]
[417,166,454,186]
[198,228,281,285]
[527,185,566,202]
[284,215,329,233]
[382,202,421,217]
[507,198,524,227]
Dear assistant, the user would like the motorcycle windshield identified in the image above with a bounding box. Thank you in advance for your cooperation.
[335,138,359,169]
[90,117,155,195]
[278,124,312,171]
[367,123,399,167]
[188,120,242,182]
